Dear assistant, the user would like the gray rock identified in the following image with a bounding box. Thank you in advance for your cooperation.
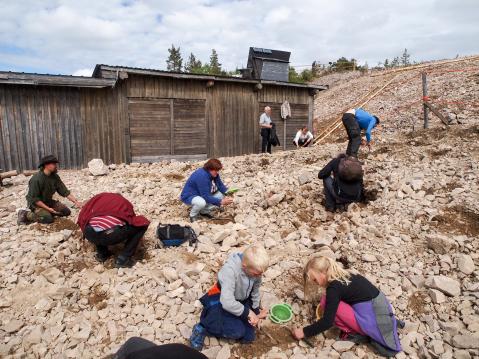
[298,172,313,185]
[215,344,231,359]
[163,267,179,283]
[4,319,24,333]
[426,234,457,255]
[429,339,445,355]
[23,325,43,348]
[41,267,64,284]
[202,346,221,359]
[429,289,446,304]
[425,275,461,297]
[362,254,377,262]
[267,193,285,207]
[452,333,479,349]
[457,254,475,275]
[332,340,355,352]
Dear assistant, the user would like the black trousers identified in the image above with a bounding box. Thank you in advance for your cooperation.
[84,224,146,259]
[323,177,354,210]
[260,128,272,154]
[114,337,207,359]
[296,138,311,147]
[342,113,361,157]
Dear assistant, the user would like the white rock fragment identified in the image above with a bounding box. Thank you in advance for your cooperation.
[88,158,109,176]
[4,319,24,333]
[457,254,475,275]
[216,344,231,359]
[425,275,461,297]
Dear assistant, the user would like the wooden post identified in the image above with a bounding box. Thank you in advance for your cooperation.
[170,99,174,155]
[422,72,429,129]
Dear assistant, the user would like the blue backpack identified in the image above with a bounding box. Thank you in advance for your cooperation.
[156,224,197,247]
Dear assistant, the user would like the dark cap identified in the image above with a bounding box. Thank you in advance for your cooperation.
[39,155,59,168]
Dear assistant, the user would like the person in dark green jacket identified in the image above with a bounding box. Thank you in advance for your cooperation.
[18,155,83,224]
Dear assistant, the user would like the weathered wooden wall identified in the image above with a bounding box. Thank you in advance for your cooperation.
[208,82,258,158]
[0,75,314,171]
[0,84,126,172]
[0,85,84,171]
[81,83,126,166]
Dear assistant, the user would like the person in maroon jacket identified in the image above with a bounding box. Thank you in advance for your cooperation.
[77,192,150,268]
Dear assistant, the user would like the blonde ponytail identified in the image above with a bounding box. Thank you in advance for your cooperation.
[304,256,351,285]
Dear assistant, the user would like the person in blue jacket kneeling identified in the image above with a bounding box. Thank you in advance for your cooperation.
[180,158,233,222]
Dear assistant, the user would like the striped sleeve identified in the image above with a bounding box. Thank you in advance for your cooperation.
[89,216,125,231]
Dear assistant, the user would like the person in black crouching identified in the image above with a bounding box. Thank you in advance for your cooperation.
[318,154,364,212]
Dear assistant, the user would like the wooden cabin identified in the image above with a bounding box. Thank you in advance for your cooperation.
[0,65,325,171]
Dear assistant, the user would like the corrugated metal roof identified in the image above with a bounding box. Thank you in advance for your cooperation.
[0,71,116,88]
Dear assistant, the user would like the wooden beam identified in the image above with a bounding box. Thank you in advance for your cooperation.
[422,72,429,129]
[424,102,451,125]
[170,99,174,155]
[313,74,399,145]
[371,55,479,77]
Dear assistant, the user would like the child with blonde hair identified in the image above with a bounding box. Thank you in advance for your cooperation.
[292,256,403,357]
[190,246,270,350]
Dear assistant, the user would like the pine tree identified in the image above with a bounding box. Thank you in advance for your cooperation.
[166,44,183,72]
[209,49,222,75]
[391,56,400,68]
[384,59,390,69]
[401,48,411,67]
[184,53,202,73]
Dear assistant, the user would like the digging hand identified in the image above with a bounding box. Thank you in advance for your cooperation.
[48,207,61,215]
[257,308,268,319]
[221,197,233,206]
[291,327,305,340]
[248,310,260,327]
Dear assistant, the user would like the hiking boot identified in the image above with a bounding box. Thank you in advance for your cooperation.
[189,323,206,351]
[17,209,30,225]
[340,332,369,344]
[200,212,215,219]
[115,255,135,268]
[369,339,398,357]
[190,215,200,223]
[95,250,113,263]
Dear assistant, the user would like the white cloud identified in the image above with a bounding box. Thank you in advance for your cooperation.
[72,68,93,77]
[0,0,477,75]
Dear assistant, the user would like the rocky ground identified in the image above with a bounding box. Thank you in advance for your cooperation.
[1,57,478,359]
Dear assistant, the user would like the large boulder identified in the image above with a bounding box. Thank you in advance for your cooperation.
[88,158,109,176]
[452,333,479,349]
[457,254,475,275]
[425,275,461,297]
[426,234,457,254]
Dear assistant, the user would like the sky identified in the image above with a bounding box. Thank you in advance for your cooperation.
[1,0,478,76]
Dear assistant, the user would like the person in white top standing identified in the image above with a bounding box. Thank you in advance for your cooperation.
[259,106,273,154]
[293,126,314,148]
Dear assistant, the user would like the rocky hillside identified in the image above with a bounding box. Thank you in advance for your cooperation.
[313,56,479,137]
[0,57,478,359]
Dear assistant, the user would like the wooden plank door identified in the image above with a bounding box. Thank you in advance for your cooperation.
[128,98,171,162]
[173,99,207,155]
